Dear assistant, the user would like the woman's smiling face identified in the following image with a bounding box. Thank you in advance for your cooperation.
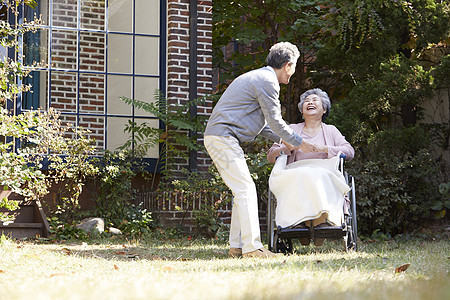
[302,94,325,118]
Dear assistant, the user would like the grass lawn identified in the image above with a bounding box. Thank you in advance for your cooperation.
[0,235,448,300]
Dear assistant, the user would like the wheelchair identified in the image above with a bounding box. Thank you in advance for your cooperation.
[267,154,358,254]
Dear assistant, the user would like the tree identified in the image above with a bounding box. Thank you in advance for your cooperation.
[213,0,334,123]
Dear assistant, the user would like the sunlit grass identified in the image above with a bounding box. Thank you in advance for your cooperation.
[0,236,448,300]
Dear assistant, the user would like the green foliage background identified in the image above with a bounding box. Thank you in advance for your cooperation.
[213,0,450,235]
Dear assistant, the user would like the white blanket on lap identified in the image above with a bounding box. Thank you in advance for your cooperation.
[269,154,350,228]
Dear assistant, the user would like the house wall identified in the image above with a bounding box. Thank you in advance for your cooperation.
[136,190,269,234]
[167,0,213,174]
[22,0,224,234]
[44,0,214,173]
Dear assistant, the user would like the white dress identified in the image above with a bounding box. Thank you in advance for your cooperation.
[269,153,350,228]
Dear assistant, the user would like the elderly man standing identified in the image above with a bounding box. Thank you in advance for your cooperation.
[204,42,316,258]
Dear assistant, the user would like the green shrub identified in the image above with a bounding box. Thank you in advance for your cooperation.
[431,182,450,219]
[87,150,147,228]
[350,149,441,235]
[118,204,154,237]
[47,216,89,240]
[171,167,232,238]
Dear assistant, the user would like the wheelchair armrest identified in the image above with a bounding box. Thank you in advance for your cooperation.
[339,153,346,173]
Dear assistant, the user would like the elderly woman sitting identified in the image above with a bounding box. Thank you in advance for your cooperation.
[267,88,355,245]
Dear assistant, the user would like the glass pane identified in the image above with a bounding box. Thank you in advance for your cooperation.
[135,118,160,158]
[51,30,77,70]
[108,33,132,74]
[135,36,159,75]
[135,0,159,35]
[79,73,105,114]
[81,0,106,31]
[52,0,78,28]
[108,0,132,33]
[23,71,48,110]
[24,0,49,26]
[23,28,49,66]
[50,71,77,113]
[106,117,131,150]
[107,75,132,115]
[79,115,105,152]
[134,77,159,117]
[80,31,105,72]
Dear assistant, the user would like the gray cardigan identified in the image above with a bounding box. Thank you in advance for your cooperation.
[204,66,303,146]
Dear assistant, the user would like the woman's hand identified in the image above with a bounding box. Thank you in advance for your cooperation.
[315,145,328,154]
[297,140,318,153]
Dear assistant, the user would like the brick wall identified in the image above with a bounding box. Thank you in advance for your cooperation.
[167,0,213,174]
[136,191,269,234]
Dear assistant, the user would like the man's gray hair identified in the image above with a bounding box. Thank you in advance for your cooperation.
[266,42,300,69]
[298,88,331,120]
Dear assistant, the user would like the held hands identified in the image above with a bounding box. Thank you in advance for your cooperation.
[281,140,296,152]
[297,140,318,153]
[281,140,326,154]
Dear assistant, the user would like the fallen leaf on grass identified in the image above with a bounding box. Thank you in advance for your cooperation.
[0,270,5,273]
[316,260,322,263]
[160,266,173,272]
[116,251,126,255]
[50,273,67,277]
[61,248,71,255]
[25,254,41,260]
[114,264,119,270]
[151,256,164,260]
[175,256,189,261]
[395,263,410,273]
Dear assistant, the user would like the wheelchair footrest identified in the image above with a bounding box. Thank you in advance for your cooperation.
[276,225,348,240]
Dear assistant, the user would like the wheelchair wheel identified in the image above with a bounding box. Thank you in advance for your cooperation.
[343,213,357,251]
[273,232,292,254]
[343,224,356,251]
[349,175,358,251]
[342,235,348,250]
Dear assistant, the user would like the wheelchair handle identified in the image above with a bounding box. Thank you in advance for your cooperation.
[339,153,346,174]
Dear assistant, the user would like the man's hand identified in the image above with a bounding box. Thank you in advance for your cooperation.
[297,140,317,153]
[281,140,296,152]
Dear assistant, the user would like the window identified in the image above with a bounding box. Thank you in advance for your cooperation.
[18,0,166,169]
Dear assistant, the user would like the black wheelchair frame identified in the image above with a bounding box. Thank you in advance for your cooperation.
[267,154,358,254]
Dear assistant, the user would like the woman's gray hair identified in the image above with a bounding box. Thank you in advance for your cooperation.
[266,42,300,69]
[298,88,331,120]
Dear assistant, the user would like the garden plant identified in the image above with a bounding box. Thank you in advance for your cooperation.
[0,0,99,224]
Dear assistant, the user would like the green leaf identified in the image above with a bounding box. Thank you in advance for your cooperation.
[431,202,443,210]
[434,210,445,219]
